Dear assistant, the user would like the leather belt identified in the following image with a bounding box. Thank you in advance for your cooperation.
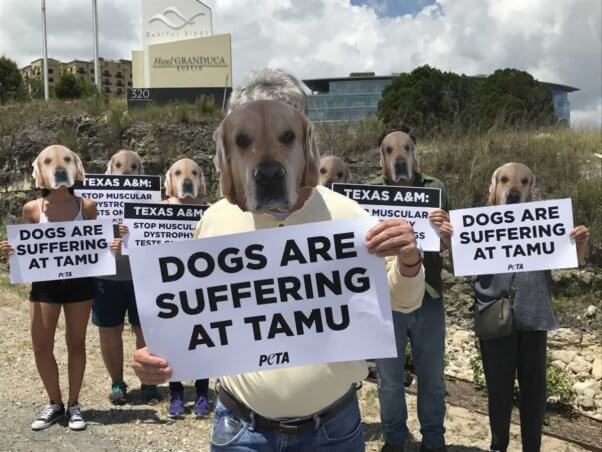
[217,383,359,436]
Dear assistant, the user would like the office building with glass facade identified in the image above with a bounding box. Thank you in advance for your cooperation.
[304,73,578,123]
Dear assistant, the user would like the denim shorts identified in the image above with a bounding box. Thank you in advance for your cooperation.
[92,278,140,327]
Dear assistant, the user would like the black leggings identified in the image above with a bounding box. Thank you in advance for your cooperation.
[480,330,547,452]
[169,379,209,397]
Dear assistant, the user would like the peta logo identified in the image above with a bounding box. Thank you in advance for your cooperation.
[259,352,290,367]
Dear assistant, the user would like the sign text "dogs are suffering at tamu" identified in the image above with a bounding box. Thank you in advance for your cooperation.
[333,183,442,251]
[74,175,162,220]
[123,202,209,252]
[7,220,116,283]
[129,217,395,381]
[450,199,578,276]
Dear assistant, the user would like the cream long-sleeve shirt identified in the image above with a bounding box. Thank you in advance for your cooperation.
[193,185,424,419]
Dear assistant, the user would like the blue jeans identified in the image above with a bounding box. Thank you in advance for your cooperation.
[210,396,365,451]
[375,294,446,448]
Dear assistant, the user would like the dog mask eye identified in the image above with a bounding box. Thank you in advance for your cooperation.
[192,170,198,176]
[44,157,52,165]
[320,168,327,175]
[236,133,251,148]
[279,130,295,145]
[337,172,343,178]
[501,176,509,183]
[385,146,393,154]
[404,144,410,151]
[64,156,72,163]
[131,164,137,170]
[115,162,122,168]
[175,170,182,176]
[521,178,529,185]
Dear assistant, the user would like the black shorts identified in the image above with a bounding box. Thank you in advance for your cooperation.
[92,278,140,327]
[30,278,95,303]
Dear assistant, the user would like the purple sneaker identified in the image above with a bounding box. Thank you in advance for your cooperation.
[193,394,210,418]
[167,392,185,419]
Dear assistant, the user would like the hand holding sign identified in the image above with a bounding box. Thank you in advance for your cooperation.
[132,347,172,385]
[570,225,590,261]
[365,219,421,276]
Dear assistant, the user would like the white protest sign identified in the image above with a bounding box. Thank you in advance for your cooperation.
[129,217,395,381]
[123,202,208,253]
[74,175,162,221]
[450,199,578,276]
[7,220,116,283]
[332,183,441,252]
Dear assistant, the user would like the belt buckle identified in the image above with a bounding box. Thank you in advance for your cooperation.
[278,422,299,436]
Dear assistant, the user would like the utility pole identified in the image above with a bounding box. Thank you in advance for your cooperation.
[92,0,100,87]
[41,0,49,101]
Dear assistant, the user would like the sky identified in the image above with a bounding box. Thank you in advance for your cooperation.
[0,0,600,127]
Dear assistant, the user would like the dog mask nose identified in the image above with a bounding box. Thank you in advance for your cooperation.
[394,159,408,176]
[182,178,194,192]
[54,167,68,181]
[253,161,286,186]
[506,189,522,204]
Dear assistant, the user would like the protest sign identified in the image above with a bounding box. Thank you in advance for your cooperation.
[123,202,209,253]
[129,217,395,381]
[7,220,116,283]
[450,199,578,276]
[332,183,442,251]
[74,174,162,221]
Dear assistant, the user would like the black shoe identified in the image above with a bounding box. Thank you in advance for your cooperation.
[420,445,447,452]
[381,444,404,452]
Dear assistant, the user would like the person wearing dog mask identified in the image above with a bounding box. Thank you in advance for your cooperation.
[163,158,211,418]
[0,145,121,431]
[443,163,589,452]
[369,130,451,452]
[132,70,425,452]
[93,149,161,405]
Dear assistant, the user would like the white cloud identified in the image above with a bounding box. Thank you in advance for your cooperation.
[0,0,600,127]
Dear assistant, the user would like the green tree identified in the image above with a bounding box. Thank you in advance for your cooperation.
[25,77,44,100]
[0,56,24,104]
[472,69,557,129]
[54,73,96,99]
[377,65,475,135]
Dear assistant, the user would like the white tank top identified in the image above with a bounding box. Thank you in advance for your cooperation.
[38,197,85,223]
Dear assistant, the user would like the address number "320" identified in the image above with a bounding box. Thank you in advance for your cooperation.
[130,89,151,100]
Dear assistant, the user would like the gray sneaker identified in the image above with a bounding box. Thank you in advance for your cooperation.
[31,403,65,431]
[67,403,87,431]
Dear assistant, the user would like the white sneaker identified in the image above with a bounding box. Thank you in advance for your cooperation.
[31,403,65,431]
[67,403,87,431]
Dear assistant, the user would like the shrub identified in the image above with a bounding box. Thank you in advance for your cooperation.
[54,73,96,99]
[546,363,574,407]
[0,56,24,104]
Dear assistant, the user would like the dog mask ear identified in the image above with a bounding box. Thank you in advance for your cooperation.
[31,156,45,188]
[164,166,175,197]
[198,166,207,199]
[301,117,320,188]
[73,152,85,182]
[528,173,537,201]
[105,157,113,175]
[213,122,235,202]
[487,167,500,205]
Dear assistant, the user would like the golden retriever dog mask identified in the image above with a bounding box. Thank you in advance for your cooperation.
[319,156,351,187]
[488,162,536,205]
[106,150,144,175]
[379,131,419,184]
[214,100,319,213]
[32,145,85,189]
[165,158,206,200]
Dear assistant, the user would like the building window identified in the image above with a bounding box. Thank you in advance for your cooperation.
[103,70,110,76]
[127,81,132,87]
[116,80,123,87]
[104,86,110,93]
[104,78,111,85]
[78,67,86,74]
[117,88,123,95]
[115,72,123,78]
[48,77,53,82]
[91,78,95,83]
[48,68,53,74]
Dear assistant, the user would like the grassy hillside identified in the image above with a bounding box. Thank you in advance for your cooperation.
[1,98,600,263]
